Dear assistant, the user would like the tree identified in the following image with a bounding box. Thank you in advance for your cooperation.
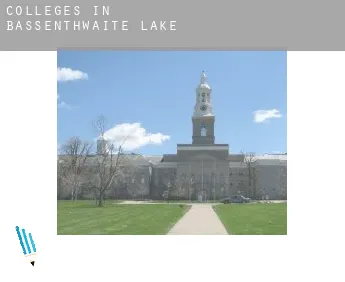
[91,143,130,207]
[164,173,177,202]
[242,151,257,199]
[57,157,64,199]
[90,115,137,207]
[93,114,107,137]
[59,137,92,201]
[165,181,172,203]
[172,173,185,201]
[280,165,287,200]
[138,174,146,200]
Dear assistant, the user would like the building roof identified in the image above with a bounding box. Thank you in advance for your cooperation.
[58,153,151,166]
[58,153,287,167]
[255,153,287,160]
[142,155,163,164]
[154,162,177,168]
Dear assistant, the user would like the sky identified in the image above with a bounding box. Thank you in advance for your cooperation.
[57,51,287,155]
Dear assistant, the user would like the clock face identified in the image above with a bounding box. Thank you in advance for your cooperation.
[200,105,207,112]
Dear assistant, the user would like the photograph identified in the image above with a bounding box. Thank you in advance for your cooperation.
[57,51,287,235]
[3,1,345,281]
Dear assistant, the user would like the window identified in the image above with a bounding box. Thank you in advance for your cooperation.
[190,174,195,184]
[201,124,207,136]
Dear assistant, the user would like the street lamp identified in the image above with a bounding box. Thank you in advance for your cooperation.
[189,177,194,202]
[212,172,216,203]
[167,181,171,203]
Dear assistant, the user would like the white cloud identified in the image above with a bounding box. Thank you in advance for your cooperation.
[57,67,88,82]
[58,100,72,110]
[253,109,282,123]
[103,123,170,151]
[57,93,72,110]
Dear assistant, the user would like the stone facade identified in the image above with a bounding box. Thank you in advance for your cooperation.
[57,72,287,201]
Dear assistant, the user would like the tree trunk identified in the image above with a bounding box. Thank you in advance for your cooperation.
[97,190,104,207]
[71,188,76,201]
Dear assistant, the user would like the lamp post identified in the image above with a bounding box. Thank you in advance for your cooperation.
[189,177,194,202]
[201,159,204,202]
[167,181,171,203]
[213,161,217,202]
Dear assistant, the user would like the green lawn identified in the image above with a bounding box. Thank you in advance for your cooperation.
[214,203,287,235]
[57,200,190,235]
[150,200,219,203]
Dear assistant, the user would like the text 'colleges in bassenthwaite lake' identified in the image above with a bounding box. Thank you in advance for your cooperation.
[5,5,177,32]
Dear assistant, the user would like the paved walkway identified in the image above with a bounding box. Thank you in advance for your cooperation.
[167,204,228,235]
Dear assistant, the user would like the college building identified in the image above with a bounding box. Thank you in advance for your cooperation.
[57,72,287,201]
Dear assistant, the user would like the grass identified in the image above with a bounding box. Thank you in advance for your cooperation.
[57,200,190,235]
[149,199,220,203]
[214,203,287,235]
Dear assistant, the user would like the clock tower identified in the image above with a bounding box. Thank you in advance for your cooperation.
[192,71,215,145]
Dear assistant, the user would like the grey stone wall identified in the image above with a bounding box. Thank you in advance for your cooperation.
[254,162,287,200]
[57,162,152,200]
[57,156,287,201]
[192,116,215,145]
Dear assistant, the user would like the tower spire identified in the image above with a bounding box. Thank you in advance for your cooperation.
[200,71,207,85]
[192,71,215,145]
[193,71,213,117]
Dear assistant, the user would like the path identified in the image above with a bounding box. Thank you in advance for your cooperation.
[167,204,228,235]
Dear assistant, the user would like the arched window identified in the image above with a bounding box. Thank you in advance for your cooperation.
[201,124,207,136]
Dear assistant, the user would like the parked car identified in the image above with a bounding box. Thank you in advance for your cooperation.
[220,195,251,204]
